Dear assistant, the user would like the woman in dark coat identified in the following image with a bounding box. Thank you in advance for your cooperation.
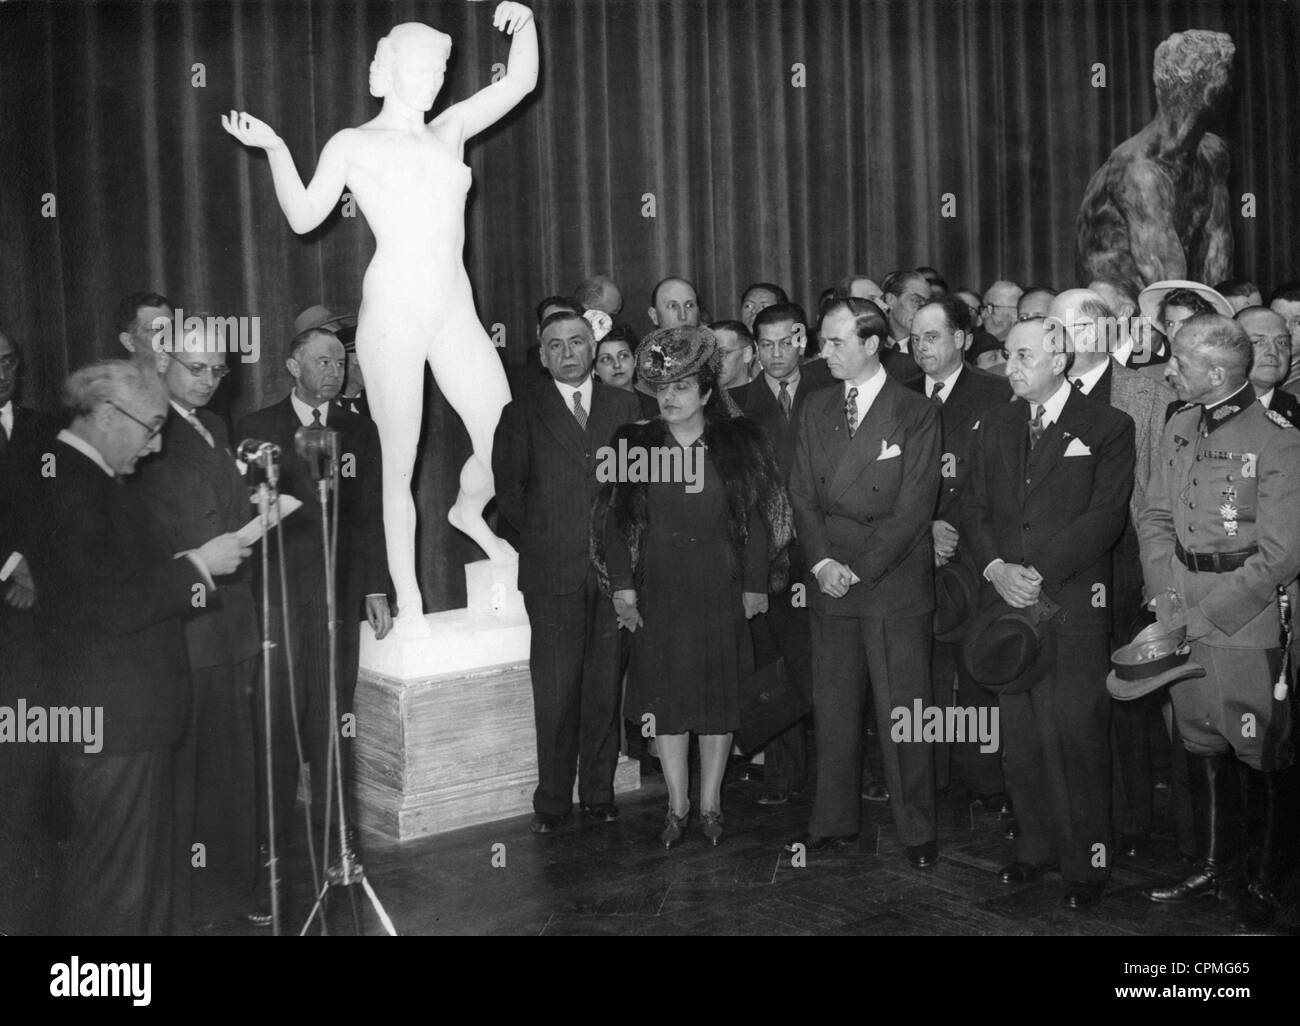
[593,325,792,848]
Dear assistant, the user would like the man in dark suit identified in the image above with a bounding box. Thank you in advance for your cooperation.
[729,303,834,804]
[0,327,61,932]
[878,270,930,386]
[1052,289,1178,858]
[1241,306,1300,427]
[236,325,390,916]
[493,310,642,832]
[908,296,1012,805]
[133,323,261,929]
[960,317,1135,908]
[785,298,942,866]
[31,360,249,934]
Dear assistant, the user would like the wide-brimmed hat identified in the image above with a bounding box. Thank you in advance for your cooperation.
[934,558,982,643]
[961,595,1059,695]
[292,305,357,346]
[1106,621,1206,700]
[636,325,722,387]
[1137,280,1234,324]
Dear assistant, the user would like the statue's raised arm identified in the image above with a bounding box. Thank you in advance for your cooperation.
[435,2,537,147]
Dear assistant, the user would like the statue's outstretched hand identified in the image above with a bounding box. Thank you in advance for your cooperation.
[493,2,533,34]
[221,110,284,152]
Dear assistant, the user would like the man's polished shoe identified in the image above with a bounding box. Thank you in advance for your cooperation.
[784,832,857,853]
[739,763,765,783]
[1063,881,1105,908]
[861,783,890,803]
[1144,863,1237,903]
[530,812,567,834]
[998,861,1056,884]
[579,802,619,823]
[1002,818,1020,840]
[757,789,789,806]
[1117,832,1148,858]
[906,841,939,869]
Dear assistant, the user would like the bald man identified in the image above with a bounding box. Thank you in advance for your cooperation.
[648,277,701,330]
[1241,306,1300,427]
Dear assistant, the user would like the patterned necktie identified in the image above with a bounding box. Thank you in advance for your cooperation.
[779,380,792,420]
[186,410,214,448]
[845,387,859,437]
[1072,377,1085,391]
[572,390,587,430]
[1028,404,1045,449]
[930,380,944,404]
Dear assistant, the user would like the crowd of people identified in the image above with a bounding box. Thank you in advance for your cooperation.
[2,263,1298,934]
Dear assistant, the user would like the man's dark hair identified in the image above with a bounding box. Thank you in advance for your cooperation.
[833,274,877,299]
[917,294,972,336]
[289,327,342,362]
[1159,288,1217,322]
[752,302,808,336]
[929,277,949,294]
[1268,282,1300,305]
[709,319,754,349]
[536,295,582,326]
[600,323,639,349]
[881,270,927,299]
[820,297,888,347]
[915,265,942,282]
[114,291,172,336]
[742,282,788,306]
[1215,277,1260,300]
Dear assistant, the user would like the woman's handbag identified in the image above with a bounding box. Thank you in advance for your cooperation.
[734,657,808,752]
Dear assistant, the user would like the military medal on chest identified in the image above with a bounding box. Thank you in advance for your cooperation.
[1218,501,1239,537]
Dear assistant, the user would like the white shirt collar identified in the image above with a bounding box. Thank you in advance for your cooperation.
[58,428,115,477]
[1068,358,1110,396]
[765,368,800,400]
[1258,388,1275,409]
[843,363,888,419]
[891,336,910,354]
[552,373,593,412]
[924,364,964,403]
[291,391,330,427]
[1032,379,1074,427]
[0,400,12,436]
[1113,336,1134,365]
[170,398,197,418]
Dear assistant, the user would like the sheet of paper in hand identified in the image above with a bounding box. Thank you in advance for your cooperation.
[236,494,304,546]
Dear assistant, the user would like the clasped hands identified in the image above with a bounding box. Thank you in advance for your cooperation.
[613,588,768,632]
[987,561,1042,609]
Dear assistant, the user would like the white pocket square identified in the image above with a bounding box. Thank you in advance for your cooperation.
[877,441,902,460]
[1064,438,1092,457]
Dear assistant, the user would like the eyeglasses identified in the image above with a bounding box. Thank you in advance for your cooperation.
[173,360,231,380]
[982,303,1017,315]
[105,399,165,441]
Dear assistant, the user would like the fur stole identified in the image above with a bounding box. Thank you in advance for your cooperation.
[590,415,793,595]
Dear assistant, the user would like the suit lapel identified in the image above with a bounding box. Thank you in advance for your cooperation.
[829,378,899,503]
[999,399,1029,503]
[1025,387,1085,500]
[538,381,587,463]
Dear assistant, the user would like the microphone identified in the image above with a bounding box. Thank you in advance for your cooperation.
[237,438,282,463]
[294,424,339,482]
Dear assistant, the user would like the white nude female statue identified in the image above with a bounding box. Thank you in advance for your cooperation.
[223,2,537,639]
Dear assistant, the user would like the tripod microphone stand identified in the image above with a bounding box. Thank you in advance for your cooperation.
[295,426,397,937]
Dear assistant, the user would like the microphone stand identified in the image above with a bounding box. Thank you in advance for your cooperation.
[300,429,397,937]
[251,453,283,937]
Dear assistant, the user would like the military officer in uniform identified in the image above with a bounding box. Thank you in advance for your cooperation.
[1138,313,1300,926]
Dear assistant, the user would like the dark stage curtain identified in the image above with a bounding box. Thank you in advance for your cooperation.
[2,0,1298,612]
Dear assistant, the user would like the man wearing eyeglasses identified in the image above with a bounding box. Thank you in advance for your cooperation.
[980,281,1024,343]
[131,321,261,931]
[878,271,929,385]
[30,360,249,934]
[114,291,175,375]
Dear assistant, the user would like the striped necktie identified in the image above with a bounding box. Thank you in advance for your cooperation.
[572,390,587,430]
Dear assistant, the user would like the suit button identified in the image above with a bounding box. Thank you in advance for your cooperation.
[1188,524,1197,532]
[1188,502,1196,510]
[1226,473,1234,481]
[1192,478,1198,485]
[1023,522,1031,530]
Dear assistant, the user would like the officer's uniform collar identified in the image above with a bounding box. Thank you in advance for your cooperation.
[1202,383,1255,435]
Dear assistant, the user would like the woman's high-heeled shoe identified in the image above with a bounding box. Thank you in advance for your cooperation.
[701,809,725,846]
[661,804,691,849]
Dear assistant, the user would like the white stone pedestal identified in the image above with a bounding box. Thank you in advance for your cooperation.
[354,559,639,840]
